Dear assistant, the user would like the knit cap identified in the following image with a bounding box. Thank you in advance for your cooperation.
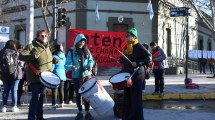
[127,28,138,38]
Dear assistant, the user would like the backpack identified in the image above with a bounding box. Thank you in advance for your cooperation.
[66,48,98,76]
[0,49,20,79]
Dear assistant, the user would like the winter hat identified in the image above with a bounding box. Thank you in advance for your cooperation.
[127,28,138,38]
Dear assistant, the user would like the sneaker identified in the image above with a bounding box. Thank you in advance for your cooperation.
[69,100,74,104]
[2,107,6,113]
[59,103,64,108]
[75,112,83,120]
[12,106,19,112]
[152,91,159,95]
[85,112,94,120]
[159,92,164,97]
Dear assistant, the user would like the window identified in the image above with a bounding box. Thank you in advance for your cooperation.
[113,24,128,32]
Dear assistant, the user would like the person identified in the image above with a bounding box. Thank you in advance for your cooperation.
[64,78,75,104]
[198,57,207,74]
[19,29,52,120]
[150,42,167,97]
[65,34,95,120]
[17,44,26,106]
[0,40,23,113]
[208,58,214,74]
[64,49,75,105]
[51,44,66,108]
[142,43,151,94]
[118,28,151,120]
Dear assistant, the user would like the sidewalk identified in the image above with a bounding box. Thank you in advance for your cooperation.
[1,73,215,119]
[98,72,215,100]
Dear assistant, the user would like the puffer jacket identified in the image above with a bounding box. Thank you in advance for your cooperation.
[65,34,94,78]
[18,39,52,83]
[52,51,66,81]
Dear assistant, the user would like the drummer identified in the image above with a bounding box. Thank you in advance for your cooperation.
[19,29,52,120]
[65,34,95,120]
[118,28,151,120]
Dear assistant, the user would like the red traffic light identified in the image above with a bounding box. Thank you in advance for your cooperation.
[58,8,66,13]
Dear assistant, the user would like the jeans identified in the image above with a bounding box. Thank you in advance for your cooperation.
[28,83,45,120]
[2,80,20,107]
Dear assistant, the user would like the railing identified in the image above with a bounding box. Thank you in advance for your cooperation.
[166,57,198,73]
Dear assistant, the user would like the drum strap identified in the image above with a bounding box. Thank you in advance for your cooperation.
[28,63,39,75]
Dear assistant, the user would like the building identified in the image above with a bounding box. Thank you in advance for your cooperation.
[0,0,214,73]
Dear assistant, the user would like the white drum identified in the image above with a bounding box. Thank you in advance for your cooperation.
[40,71,60,89]
[79,77,114,115]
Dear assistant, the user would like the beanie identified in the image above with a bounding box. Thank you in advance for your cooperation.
[127,28,138,38]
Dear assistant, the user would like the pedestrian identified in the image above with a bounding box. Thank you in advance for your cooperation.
[142,43,151,94]
[51,43,66,108]
[64,49,75,104]
[198,57,207,74]
[150,42,167,97]
[64,77,75,104]
[208,58,214,74]
[0,40,23,113]
[118,28,151,120]
[19,29,52,120]
[65,34,95,120]
[16,44,26,106]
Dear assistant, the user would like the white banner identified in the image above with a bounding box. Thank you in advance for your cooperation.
[197,50,203,58]
[203,50,207,58]
[207,51,212,59]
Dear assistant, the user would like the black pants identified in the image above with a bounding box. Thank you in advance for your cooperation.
[209,65,214,74]
[17,78,26,104]
[153,69,165,93]
[122,75,144,120]
[73,78,90,112]
[199,64,206,74]
[51,81,64,105]
[64,80,75,102]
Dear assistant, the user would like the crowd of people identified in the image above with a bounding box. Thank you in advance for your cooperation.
[0,28,169,120]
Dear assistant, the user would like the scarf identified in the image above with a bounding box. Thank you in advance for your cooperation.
[124,39,139,55]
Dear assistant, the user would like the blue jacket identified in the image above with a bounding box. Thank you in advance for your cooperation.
[65,34,94,78]
[52,51,66,81]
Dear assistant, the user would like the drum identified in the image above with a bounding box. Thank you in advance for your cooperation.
[109,72,132,90]
[79,77,114,115]
[40,71,60,89]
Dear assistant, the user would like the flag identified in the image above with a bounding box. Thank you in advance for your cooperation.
[147,0,154,20]
[95,1,100,23]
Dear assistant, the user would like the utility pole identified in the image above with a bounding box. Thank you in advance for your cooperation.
[53,0,57,44]
[26,0,34,44]
[185,7,190,80]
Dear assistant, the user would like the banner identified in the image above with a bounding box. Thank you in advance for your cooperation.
[67,29,126,67]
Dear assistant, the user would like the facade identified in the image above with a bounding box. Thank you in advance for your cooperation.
[0,0,214,60]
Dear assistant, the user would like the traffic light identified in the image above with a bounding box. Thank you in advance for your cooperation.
[58,7,66,27]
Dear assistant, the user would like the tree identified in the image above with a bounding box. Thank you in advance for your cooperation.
[189,0,215,32]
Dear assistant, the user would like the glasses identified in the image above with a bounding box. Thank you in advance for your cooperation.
[40,34,47,38]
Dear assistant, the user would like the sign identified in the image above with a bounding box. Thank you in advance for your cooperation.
[0,26,10,42]
[170,7,188,17]
[67,29,126,67]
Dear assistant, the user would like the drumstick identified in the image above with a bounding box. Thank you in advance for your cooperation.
[128,66,140,80]
[117,50,133,64]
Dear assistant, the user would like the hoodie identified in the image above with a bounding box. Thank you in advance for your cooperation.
[65,34,94,78]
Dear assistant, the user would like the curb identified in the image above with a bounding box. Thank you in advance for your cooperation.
[143,93,215,100]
